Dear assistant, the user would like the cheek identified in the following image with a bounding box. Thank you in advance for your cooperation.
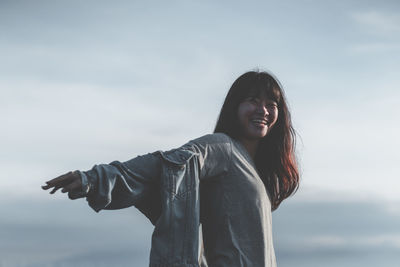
[266,109,278,127]
[237,105,248,121]
[238,103,254,115]
[271,111,279,125]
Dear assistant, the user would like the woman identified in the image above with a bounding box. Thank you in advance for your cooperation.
[42,70,299,267]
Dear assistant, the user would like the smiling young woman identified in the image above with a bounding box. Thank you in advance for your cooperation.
[214,71,299,212]
[42,70,299,267]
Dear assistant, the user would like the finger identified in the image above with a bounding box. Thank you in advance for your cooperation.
[46,171,74,185]
[61,179,82,193]
[50,186,62,194]
[42,184,52,190]
[44,171,75,188]
[42,180,66,191]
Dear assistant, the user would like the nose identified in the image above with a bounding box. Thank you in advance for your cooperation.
[256,103,269,116]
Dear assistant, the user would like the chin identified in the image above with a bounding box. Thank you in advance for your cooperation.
[257,130,269,138]
[250,133,268,139]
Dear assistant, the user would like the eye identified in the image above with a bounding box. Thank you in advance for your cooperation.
[246,96,259,103]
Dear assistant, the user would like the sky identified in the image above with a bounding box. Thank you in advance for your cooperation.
[1,0,399,201]
[1,0,400,266]
[1,197,399,266]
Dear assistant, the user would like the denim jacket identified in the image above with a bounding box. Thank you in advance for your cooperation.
[72,133,232,267]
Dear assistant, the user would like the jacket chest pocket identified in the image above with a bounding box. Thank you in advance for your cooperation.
[160,148,199,197]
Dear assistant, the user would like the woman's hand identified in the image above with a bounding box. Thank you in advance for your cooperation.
[42,171,82,195]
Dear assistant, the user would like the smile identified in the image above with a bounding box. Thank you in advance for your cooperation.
[251,119,268,126]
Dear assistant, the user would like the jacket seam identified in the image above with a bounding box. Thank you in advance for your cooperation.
[228,136,233,172]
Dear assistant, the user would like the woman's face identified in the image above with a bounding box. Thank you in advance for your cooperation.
[237,90,279,141]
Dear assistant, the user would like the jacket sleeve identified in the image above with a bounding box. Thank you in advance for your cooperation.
[71,133,231,226]
[77,152,163,224]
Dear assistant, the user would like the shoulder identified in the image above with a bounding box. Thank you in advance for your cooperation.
[186,133,232,175]
[188,133,232,147]
[179,133,233,158]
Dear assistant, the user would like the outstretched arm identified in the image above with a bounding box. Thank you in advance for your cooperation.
[41,152,162,224]
[41,133,231,224]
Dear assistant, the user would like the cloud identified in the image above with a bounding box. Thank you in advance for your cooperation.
[0,197,153,266]
[348,10,400,54]
[308,234,400,249]
[293,87,400,201]
[349,42,400,53]
[273,199,400,266]
[352,11,400,35]
[2,196,400,266]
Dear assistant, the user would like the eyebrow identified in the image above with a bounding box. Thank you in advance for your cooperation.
[246,95,277,103]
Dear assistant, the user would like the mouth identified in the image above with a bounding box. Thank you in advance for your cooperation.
[251,119,269,127]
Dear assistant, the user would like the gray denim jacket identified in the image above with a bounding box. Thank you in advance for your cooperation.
[71,133,231,267]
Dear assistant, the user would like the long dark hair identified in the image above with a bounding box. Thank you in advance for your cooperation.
[214,70,299,210]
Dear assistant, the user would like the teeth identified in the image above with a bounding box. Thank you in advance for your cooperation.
[252,119,268,125]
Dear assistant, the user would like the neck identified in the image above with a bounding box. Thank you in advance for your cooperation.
[238,138,259,160]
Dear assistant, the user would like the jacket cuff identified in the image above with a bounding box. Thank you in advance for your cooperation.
[67,170,91,200]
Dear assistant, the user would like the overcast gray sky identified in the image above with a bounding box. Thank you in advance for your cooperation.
[1,1,400,266]
[1,0,399,201]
